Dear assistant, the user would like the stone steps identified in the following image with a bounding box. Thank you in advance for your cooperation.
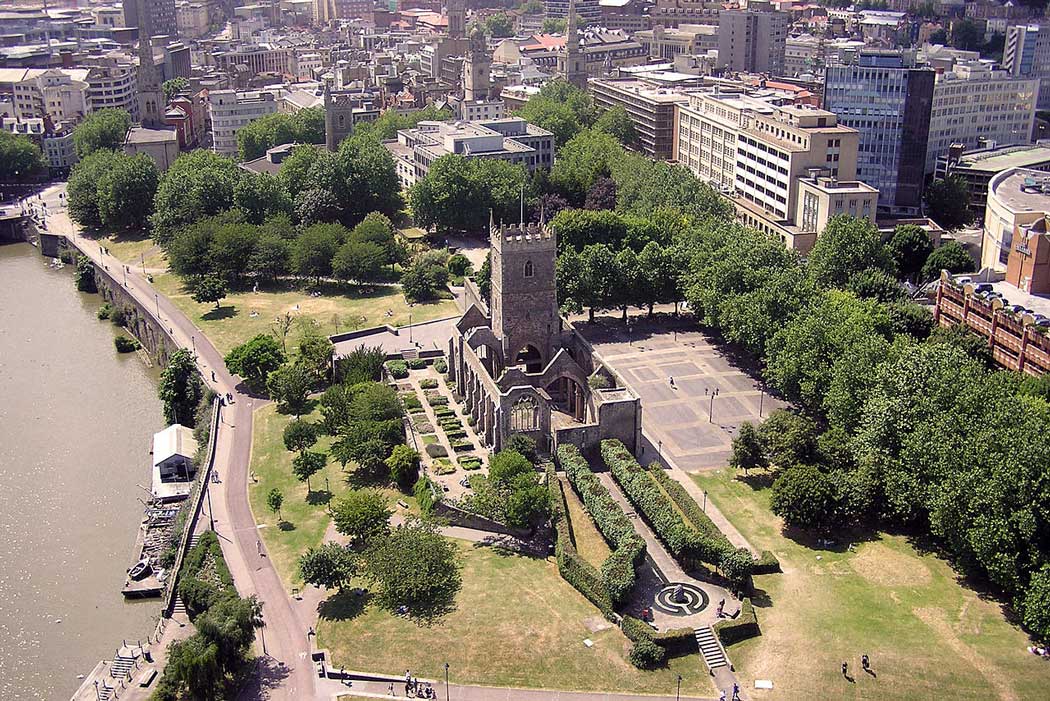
[695,625,728,671]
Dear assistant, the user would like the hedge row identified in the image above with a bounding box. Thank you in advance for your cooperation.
[558,444,645,606]
[648,465,735,555]
[621,615,697,655]
[414,475,442,515]
[601,440,711,562]
[713,597,760,644]
[754,550,781,574]
[546,463,616,618]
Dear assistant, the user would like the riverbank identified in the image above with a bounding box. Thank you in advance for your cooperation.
[0,243,163,699]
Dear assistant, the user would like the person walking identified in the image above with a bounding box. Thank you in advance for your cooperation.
[842,661,848,677]
[861,654,870,670]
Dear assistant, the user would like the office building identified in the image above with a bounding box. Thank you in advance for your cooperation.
[1003,24,1050,110]
[635,24,717,60]
[209,89,278,156]
[676,90,873,251]
[925,60,1037,173]
[981,167,1050,271]
[545,0,601,26]
[85,61,140,119]
[650,0,719,29]
[386,117,554,187]
[12,68,88,122]
[590,78,688,160]
[123,0,178,38]
[823,51,935,215]
[717,3,788,76]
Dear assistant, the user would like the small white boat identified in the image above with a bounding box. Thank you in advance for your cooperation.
[128,558,152,581]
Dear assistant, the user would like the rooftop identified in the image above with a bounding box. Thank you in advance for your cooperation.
[591,78,691,103]
[125,127,178,145]
[990,168,1050,214]
[951,145,1050,173]
[152,424,198,467]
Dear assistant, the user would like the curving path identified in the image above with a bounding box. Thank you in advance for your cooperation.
[40,184,316,701]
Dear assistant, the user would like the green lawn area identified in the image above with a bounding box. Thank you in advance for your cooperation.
[694,468,1049,701]
[153,273,458,355]
[247,403,417,590]
[560,477,612,569]
[91,231,161,266]
[317,542,716,697]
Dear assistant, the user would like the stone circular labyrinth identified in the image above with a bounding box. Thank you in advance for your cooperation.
[653,583,709,617]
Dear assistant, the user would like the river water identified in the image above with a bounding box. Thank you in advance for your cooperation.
[0,243,161,700]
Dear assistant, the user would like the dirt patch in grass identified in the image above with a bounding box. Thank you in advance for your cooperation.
[850,542,932,588]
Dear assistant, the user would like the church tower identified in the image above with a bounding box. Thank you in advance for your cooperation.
[490,216,559,371]
[136,0,163,127]
[448,0,465,40]
[463,25,491,102]
[558,0,588,91]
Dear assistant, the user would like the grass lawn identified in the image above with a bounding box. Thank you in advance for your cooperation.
[693,468,1049,701]
[317,542,716,697]
[560,477,612,569]
[89,231,161,266]
[152,273,458,355]
[247,403,417,590]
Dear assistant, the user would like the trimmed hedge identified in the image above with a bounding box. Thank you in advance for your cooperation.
[425,443,448,458]
[419,378,438,389]
[559,444,645,607]
[407,358,427,369]
[754,550,781,574]
[713,597,760,644]
[434,358,448,373]
[621,615,697,655]
[648,465,734,555]
[386,360,408,379]
[547,463,616,618]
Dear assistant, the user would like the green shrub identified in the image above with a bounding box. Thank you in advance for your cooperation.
[406,358,427,369]
[559,444,645,606]
[400,393,422,412]
[96,302,112,320]
[460,456,483,470]
[110,305,128,327]
[506,433,538,462]
[713,597,760,644]
[466,416,477,427]
[433,459,456,475]
[114,335,140,353]
[547,464,616,617]
[444,429,467,440]
[628,638,666,669]
[414,475,442,515]
[451,440,473,452]
[425,443,448,458]
[621,615,653,642]
[427,394,449,407]
[434,358,448,373]
[386,360,408,378]
[602,440,722,570]
[419,378,438,389]
[647,464,750,584]
[74,254,97,293]
[754,550,781,574]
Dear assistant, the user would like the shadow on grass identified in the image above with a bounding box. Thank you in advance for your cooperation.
[276,398,318,418]
[748,586,773,608]
[306,489,333,507]
[736,470,776,491]
[278,520,296,532]
[318,588,371,622]
[780,525,879,553]
[202,305,238,321]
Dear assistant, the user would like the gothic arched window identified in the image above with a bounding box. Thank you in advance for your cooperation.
[511,395,540,432]
[524,260,534,279]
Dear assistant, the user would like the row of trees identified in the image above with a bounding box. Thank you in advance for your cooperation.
[0,130,46,182]
[68,149,159,232]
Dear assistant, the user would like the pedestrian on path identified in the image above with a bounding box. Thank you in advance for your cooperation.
[719,690,726,701]
[257,540,263,556]
[211,370,216,382]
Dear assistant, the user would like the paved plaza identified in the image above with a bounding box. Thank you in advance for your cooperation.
[578,313,786,473]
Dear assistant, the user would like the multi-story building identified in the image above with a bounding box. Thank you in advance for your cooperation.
[385,117,554,187]
[175,1,211,39]
[1003,24,1050,111]
[980,167,1050,271]
[635,24,716,60]
[717,3,788,76]
[123,0,178,38]
[208,89,278,156]
[676,90,873,250]
[211,44,292,77]
[598,0,651,32]
[823,51,935,215]
[545,0,601,26]
[12,68,88,122]
[84,61,140,119]
[925,59,1037,174]
[936,143,1050,218]
[590,78,689,160]
[785,34,823,77]
[649,0,719,29]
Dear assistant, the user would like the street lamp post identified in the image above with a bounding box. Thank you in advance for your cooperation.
[759,387,765,417]
[155,293,160,318]
[444,662,450,701]
[409,313,413,345]
[207,481,215,530]
[658,439,662,461]
[191,335,197,357]
[708,388,719,423]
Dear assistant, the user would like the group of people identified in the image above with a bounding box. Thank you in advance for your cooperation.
[401,671,435,698]
[1027,645,1050,658]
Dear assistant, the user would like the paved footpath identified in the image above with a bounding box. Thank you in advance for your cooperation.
[42,184,317,701]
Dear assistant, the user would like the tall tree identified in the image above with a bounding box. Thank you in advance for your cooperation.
[158,348,204,426]
[225,334,286,392]
[152,150,243,244]
[72,109,131,158]
[0,130,45,181]
[807,215,895,288]
[923,175,972,230]
[887,224,934,282]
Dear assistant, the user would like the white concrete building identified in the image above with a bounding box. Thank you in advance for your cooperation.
[209,89,278,156]
[12,69,89,123]
[85,62,140,120]
[386,117,554,188]
[925,60,1038,174]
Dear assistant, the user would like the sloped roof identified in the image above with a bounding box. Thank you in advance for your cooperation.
[152,424,198,466]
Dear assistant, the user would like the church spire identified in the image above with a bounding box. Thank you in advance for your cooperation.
[136,0,163,127]
[561,0,588,90]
